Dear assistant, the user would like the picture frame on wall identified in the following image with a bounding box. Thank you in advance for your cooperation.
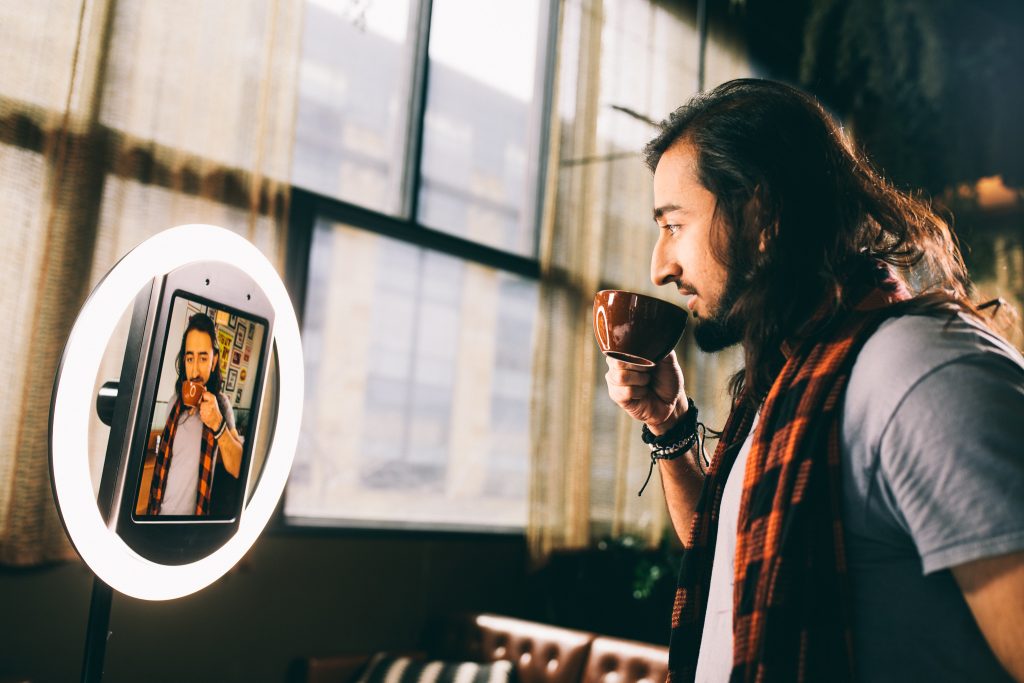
[232,350,241,366]
[226,368,238,392]
[236,388,243,403]
[217,329,233,375]
[247,323,254,340]
[233,323,245,349]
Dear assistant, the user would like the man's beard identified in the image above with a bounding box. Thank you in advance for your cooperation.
[692,270,744,352]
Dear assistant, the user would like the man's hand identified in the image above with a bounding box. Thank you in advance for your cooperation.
[604,349,702,546]
[605,350,689,434]
[198,391,223,432]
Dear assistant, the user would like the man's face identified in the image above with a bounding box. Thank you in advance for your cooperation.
[184,329,218,385]
[651,143,743,352]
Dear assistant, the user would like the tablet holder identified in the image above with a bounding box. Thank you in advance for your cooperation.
[49,226,302,682]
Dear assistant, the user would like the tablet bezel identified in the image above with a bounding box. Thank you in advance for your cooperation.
[111,261,276,564]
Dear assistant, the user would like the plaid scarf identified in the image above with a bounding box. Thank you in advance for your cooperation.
[147,395,218,516]
[667,266,910,682]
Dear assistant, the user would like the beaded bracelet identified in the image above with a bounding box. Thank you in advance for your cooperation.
[641,398,698,448]
[637,398,707,496]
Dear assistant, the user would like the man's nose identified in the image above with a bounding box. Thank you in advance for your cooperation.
[650,238,680,287]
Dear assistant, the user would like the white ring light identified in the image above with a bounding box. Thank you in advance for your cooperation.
[50,225,303,600]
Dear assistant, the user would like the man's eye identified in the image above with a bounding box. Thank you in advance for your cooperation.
[664,224,681,235]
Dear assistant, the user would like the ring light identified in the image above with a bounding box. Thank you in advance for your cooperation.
[50,225,303,600]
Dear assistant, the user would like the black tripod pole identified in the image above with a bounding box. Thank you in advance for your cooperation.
[81,575,113,683]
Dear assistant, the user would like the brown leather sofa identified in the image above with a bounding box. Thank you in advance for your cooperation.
[290,613,669,683]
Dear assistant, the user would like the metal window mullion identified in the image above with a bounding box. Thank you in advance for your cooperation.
[307,190,540,279]
[285,188,318,327]
[529,0,562,261]
[400,0,434,221]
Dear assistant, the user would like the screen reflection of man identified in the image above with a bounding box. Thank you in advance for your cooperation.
[147,313,243,515]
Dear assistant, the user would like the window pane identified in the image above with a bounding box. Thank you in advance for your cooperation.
[417,0,544,255]
[292,0,415,214]
[286,218,538,529]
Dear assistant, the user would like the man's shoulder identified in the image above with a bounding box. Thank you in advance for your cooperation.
[855,311,1023,392]
[843,311,1024,441]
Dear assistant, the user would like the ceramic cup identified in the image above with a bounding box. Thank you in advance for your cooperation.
[181,379,205,407]
[593,289,688,368]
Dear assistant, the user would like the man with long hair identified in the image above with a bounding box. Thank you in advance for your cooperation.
[605,79,1024,681]
[147,312,243,516]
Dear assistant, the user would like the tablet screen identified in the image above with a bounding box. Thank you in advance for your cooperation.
[133,292,268,520]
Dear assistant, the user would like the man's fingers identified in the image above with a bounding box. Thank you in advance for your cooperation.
[607,383,650,405]
[605,360,652,387]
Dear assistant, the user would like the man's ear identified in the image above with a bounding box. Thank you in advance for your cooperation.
[745,186,776,254]
[757,218,781,254]
[758,224,773,253]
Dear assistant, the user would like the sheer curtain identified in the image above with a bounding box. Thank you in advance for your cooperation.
[528,0,750,562]
[0,0,303,565]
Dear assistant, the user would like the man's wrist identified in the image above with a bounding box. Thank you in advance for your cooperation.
[648,397,691,436]
[642,398,698,446]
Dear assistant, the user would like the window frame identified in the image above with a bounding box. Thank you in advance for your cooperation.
[278,0,560,536]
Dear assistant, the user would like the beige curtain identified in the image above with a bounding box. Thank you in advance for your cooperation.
[528,0,750,562]
[0,0,303,566]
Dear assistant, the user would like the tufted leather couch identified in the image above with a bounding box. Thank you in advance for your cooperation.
[291,613,669,683]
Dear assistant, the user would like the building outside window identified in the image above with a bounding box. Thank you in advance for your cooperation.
[283,0,555,531]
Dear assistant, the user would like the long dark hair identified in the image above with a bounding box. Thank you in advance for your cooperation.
[175,312,223,397]
[644,78,978,406]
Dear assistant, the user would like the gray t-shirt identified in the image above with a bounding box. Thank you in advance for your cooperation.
[159,391,235,515]
[696,312,1024,681]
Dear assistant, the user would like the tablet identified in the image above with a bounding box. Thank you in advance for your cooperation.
[111,261,275,564]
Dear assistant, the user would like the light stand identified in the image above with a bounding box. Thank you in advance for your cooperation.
[48,225,304,681]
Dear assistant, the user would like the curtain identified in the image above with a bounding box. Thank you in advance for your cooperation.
[528,0,750,562]
[0,0,303,566]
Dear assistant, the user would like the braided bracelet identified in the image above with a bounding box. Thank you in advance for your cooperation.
[641,398,698,448]
[637,398,701,496]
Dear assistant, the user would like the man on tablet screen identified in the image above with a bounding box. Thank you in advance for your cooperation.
[147,313,244,516]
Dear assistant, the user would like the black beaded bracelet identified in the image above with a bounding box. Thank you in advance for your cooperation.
[637,398,704,497]
[641,398,698,448]
[651,431,698,460]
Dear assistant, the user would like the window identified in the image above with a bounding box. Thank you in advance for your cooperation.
[291,0,417,214]
[418,0,544,254]
[285,0,555,531]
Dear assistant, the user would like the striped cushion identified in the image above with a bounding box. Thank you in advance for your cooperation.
[356,654,514,683]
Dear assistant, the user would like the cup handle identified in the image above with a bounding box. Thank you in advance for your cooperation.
[595,306,609,351]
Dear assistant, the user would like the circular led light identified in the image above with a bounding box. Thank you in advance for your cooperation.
[50,225,303,600]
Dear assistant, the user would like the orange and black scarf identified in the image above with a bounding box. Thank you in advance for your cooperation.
[147,396,218,516]
[667,265,910,682]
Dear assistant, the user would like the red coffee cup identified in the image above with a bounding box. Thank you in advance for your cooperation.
[593,290,687,368]
[181,379,205,407]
